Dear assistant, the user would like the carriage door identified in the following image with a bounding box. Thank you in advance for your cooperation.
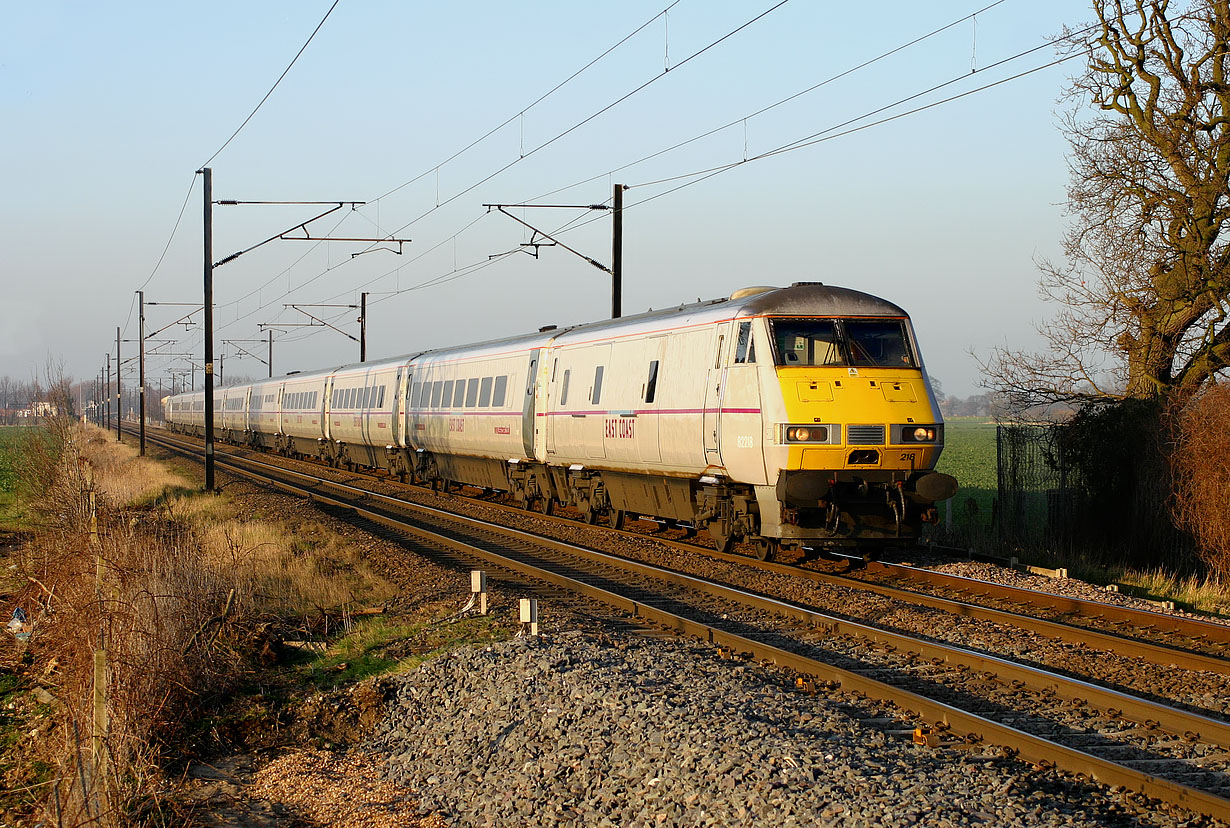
[359,369,375,448]
[639,337,666,464]
[702,323,732,465]
[522,349,540,458]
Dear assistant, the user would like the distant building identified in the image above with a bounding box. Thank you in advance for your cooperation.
[20,401,58,419]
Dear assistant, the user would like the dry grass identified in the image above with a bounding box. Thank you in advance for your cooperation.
[163,494,397,618]
[4,421,400,826]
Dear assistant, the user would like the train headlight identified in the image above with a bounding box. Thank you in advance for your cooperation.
[783,425,833,443]
[898,425,939,443]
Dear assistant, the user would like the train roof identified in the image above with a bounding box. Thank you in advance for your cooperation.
[164,283,910,397]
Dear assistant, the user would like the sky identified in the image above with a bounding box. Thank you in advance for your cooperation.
[2,0,1088,400]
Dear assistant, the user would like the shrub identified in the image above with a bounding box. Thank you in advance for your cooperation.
[1171,384,1230,582]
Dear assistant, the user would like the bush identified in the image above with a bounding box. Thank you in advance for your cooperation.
[1171,384,1230,582]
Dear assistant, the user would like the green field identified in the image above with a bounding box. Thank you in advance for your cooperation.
[933,417,997,540]
[0,427,40,527]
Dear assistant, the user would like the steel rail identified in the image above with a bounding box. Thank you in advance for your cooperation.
[167,438,1230,822]
[657,539,1230,676]
[859,560,1230,644]
[143,426,1230,673]
[201,447,1230,747]
[143,425,1230,728]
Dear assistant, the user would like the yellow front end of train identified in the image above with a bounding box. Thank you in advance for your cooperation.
[755,313,955,544]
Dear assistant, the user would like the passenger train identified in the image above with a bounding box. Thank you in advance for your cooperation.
[164,283,957,559]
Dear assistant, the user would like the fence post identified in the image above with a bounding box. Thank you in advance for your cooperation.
[88,471,111,825]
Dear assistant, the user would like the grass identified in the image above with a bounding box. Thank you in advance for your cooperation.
[295,612,511,692]
[934,417,997,538]
[0,426,42,527]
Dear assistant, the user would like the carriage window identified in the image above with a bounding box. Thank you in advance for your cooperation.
[734,321,756,364]
[442,380,454,408]
[560,369,571,406]
[592,366,604,405]
[409,383,421,409]
[478,377,493,407]
[431,381,443,408]
[493,375,508,407]
[465,378,480,407]
[645,360,660,403]
[453,380,466,407]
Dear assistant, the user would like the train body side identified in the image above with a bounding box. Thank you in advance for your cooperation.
[157,282,956,551]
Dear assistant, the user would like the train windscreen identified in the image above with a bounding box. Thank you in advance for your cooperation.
[769,318,915,368]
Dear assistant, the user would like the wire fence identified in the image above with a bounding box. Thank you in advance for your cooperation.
[994,421,1196,569]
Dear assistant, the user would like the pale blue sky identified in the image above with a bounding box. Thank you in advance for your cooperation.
[2,0,1085,397]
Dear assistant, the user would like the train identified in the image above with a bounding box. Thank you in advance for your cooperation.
[164,282,957,559]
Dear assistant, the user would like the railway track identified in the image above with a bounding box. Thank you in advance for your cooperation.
[145,422,1230,676]
[141,426,1230,822]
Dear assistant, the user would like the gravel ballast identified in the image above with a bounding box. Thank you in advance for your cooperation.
[371,631,1213,828]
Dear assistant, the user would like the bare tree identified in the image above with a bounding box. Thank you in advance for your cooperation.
[987,0,1230,409]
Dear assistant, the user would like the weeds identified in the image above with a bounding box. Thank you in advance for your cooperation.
[2,420,413,826]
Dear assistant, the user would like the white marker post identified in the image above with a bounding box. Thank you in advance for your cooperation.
[471,570,488,615]
[519,598,539,637]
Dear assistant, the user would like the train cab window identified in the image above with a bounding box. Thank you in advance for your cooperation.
[430,381,443,408]
[734,322,756,364]
[478,377,493,407]
[770,319,845,367]
[453,381,466,408]
[560,370,571,406]
[442,380,454,408]
[493,375,508,407]
[592,366,604,405]
[644,360,660,403]
[844,319,915,367]
[465,378,480,407]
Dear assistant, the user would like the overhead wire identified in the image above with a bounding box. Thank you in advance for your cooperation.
[180,5,1087,368]
[363,0,796,247]
[202,1,691,344]
[521,0,1009,208]
[199,0,343,169]
[204,0,793,346]
[546,23,1095,242]
[370,0,684,203]
[122,1,342,370]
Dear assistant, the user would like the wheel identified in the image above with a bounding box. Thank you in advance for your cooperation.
[708,524,735,555]
[755,539,780,562]
[532,497,553,515]
[581,504,599,524]
[610,509,626,531]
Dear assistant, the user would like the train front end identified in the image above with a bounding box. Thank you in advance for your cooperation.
[747,284,957,547]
